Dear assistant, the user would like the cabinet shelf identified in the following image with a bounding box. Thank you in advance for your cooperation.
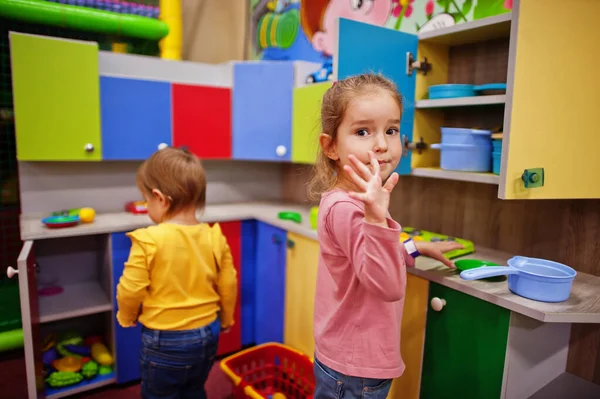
[418,13,512,46]
[46,371,116,399]
[412,167,500,185]
[416,95,506,109]
[40,281,112,324]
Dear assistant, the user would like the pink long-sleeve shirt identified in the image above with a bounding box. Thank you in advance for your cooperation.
[314,189,414,379]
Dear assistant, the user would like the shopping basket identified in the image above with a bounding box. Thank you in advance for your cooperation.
[221,342,315,399]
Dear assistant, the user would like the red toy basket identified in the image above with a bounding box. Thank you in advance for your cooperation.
[220,342,315,399]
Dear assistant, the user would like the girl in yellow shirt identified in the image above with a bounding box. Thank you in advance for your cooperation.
[116,147,238,399]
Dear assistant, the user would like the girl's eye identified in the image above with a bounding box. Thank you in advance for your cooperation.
[350,0,374,13]
[387,128,400,135]
[356,129,368,137]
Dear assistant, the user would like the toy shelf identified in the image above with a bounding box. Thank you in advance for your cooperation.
[416,95,506,109]
[418,12,512,46]
[412,167,500,185]
[46,372,116,399]
[40,281,112,324]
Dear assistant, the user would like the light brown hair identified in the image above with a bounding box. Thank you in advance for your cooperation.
[137,147,206,215]
[307,73,403,201]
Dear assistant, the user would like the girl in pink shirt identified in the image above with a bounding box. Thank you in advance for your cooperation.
[307,73,461,398]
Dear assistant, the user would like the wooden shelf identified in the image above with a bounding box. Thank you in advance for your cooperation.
[418,13,512,46]
[39,281,112,324]
[416,95,506,109]
[529,372,600,398]
[412,167,500,185]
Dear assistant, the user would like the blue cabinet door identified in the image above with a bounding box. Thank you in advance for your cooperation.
[337,18,418,175]
[241,220,257,346]
[100,76,172,160]
[110,232,142,384]
[232,62,294,161]
[254,222,287,344]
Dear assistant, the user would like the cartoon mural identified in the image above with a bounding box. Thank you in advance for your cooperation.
[249,0,512,80]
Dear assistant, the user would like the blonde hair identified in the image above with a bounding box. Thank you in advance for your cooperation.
[307,73,403,201]
[137,147,206,215]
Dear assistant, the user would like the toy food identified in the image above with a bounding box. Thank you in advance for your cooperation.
[78,207,95,223]
[45,371,83,388]
[52,356,83,373]
[57,335,84,359]
[91,342,113,366]
[84,335,103,346]
[43,348,58,366]
[81,360,99,379]
[98,365,113,375]
[64,344,91,357]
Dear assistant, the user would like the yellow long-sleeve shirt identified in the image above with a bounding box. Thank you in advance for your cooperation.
[116,222,237,331]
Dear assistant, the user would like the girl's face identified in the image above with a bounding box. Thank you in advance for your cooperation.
[322,90,403,185]
[313,0,393,55]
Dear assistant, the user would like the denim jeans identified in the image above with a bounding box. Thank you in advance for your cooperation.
[313,356,393,399]
[140,319,220,399]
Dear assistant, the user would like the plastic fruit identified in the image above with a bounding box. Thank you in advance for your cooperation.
[81,360,99,379]
[52,356,83,372]
[91,342,113,366]
[45,371,83,388]
[79,207,95,223]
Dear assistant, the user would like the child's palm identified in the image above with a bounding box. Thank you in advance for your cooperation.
[344,152,399,224]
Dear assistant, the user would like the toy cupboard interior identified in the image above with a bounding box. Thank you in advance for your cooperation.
[2,1,600,399]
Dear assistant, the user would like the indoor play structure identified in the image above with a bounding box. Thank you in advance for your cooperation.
[3,0,600,398]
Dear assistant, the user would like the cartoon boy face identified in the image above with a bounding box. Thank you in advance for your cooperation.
[309,0,393,56]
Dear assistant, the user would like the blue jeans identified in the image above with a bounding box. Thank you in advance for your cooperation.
[140,319,220,399]
[313,356,392,399]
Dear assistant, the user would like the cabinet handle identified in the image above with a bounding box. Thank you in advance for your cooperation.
[276,145,287,157]
[84,143,94,152]
[6,266,18,278]
[287,240,295,249]
[158,143,168,150]
[430,297,446,312]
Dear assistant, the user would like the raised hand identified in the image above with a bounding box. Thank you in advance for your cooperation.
[415,241,465,268]
[343,151,399,226]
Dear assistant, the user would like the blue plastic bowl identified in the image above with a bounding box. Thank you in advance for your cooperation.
[441,127,492,146]
[429,84,475,99]
[431,143,492,172]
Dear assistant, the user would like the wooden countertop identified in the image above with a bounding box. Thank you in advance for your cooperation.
[20,202,600,324]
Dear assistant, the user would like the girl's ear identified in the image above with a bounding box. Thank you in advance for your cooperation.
[151,189,170,207]
[320,133,339,161]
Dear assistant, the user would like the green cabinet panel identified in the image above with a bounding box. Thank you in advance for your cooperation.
[10,33,102,161]
[421,283,510,399]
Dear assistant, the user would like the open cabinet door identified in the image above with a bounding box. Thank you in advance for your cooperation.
[17,241,44,398]
[334,18,418,175]
[500,0,600,199]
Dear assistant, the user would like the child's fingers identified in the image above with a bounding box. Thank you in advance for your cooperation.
[349,154,372,180]
[348,191,368,203]
[343,165,368,190]
[368,151,380,176]
[383,172,399,191]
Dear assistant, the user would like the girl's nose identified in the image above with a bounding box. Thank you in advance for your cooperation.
[373,133,388,152]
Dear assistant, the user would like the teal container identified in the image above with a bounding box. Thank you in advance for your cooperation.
[492,139,503,152]
[492,151,502,175]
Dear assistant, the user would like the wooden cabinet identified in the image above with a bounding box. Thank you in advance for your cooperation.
[100,77,172,160]
[291,82,330,164]
[500,0,600,199]
[110,232,141,384]
[10,33,102,161]
[172,83,232,159]
[283,232,319,357]
[335,6,600,199]
[232,62,294,161]
[420,282,510,399]
[388,274,429,399]
[253,221,286,345]
[213,221,242,356]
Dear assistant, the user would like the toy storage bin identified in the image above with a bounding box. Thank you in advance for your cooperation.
[221,342,315,399]
[431,143,492,172]
[441,127,492,146]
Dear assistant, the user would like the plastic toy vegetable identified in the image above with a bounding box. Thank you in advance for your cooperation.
[45,371,83,388]
[91,342,113,366]
[81,360,99,379]
[98,365,113,375]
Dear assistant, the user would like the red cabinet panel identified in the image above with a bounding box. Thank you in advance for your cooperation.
[172,83,232,159]
[214,221,242,356]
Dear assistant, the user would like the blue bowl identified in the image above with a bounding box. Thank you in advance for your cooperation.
[431,143,492,172]
[429,84,476,99]
[441,127,492,146]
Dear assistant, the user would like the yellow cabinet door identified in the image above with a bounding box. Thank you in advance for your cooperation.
[500,0,600,199]
[284,232,319,357]
[292,82,330,164]
[388,273,429,399]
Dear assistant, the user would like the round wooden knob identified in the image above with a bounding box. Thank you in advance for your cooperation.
[6,266,18,278]
[84,143,94,152]
[430,297,446,312]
